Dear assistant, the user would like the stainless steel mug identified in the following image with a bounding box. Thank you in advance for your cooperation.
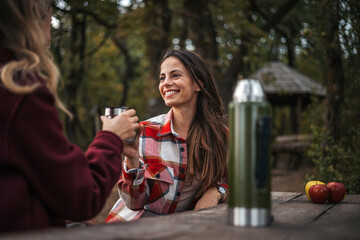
[104,107,138,144]
[228,79,272,227]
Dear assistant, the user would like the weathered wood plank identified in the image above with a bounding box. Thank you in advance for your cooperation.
[285,195,360,240]
[271,194,335,226]
[1,193,359,240]
[0,192,303,240]
[271,192,302,205]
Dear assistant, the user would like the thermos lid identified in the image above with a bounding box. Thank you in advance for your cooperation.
[233,79,265,103]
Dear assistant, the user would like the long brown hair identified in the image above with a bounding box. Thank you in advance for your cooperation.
[160,49,228,189]
[0,0,71,117]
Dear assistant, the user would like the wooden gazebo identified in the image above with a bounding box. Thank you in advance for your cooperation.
[250,62,326,169]
[250,61,326,133]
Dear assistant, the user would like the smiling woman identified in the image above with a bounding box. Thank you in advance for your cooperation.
[106,49,229,223]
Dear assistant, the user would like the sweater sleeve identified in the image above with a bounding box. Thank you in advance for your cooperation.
[7,87,124,221]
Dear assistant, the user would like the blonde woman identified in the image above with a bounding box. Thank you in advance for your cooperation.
[0,0,139,233]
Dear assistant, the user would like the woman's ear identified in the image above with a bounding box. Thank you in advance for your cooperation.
[195,81,203,92]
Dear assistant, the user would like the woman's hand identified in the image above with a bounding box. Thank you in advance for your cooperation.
[100,109,139,141]
[123,125,143,169]
[194,187,222,211]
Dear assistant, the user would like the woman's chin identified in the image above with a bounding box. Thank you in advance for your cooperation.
[164,100,175,107]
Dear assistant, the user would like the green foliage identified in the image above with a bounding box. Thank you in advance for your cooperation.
[50,0,360,164]
[300,97,324,134]
[305,125,360,194]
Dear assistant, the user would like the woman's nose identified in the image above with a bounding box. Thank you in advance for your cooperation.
[162,76,172,85]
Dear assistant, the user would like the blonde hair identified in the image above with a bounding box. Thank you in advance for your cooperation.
[0,0,72,117]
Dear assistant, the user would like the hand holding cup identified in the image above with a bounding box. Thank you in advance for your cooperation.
[101,107,139,142]
[123,124,143,168]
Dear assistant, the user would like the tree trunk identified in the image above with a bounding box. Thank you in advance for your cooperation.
[112,35,133,106]
[219,0,300,108]
[322,0,345,142]
[182,0,219,68]
[64,12,89,146]
[219,40,248,108]
[143,0,172,116]
[144,0,171,81]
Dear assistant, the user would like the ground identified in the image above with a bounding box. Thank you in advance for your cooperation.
[93,163,314,224]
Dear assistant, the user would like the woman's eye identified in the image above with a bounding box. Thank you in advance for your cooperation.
[173,74,180,78]
[160,76,165,81]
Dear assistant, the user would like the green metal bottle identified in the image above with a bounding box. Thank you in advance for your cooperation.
[228,79,272,227]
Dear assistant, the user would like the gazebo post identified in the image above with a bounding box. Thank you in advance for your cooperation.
[296,96,302,133]
[289,96,303,134]
[290,106,297,133]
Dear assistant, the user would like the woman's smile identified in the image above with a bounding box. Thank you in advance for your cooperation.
[164,90,179,97]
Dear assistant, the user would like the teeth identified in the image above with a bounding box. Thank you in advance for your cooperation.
[165,91,178,96]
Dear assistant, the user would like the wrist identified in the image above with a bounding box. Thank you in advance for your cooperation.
[125,157,140,169]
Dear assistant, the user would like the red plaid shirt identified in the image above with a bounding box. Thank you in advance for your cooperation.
[106,109,227,223]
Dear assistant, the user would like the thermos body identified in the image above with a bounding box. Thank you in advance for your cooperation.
[228,79,272,227]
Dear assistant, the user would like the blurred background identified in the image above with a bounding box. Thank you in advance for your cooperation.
[50,0,360,208]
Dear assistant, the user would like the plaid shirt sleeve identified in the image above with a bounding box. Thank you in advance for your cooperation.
[118,159,147,210]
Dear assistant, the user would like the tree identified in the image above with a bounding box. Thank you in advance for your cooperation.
[49,0,359,155]
[52,0,123,146]
[319,0,345,142]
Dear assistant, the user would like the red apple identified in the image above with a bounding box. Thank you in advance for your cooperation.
[327,182,346,203]
[309,184,330,204]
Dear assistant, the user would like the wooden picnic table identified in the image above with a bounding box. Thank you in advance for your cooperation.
[1,192,359,240]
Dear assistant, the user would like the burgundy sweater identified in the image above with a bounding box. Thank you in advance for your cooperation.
[0,47,124,233]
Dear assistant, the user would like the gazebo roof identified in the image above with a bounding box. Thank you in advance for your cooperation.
[250,61,326,97]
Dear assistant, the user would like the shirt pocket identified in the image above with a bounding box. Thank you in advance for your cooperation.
[145,160,174,184]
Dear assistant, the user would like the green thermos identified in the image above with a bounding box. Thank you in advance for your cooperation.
[228,79,272,227]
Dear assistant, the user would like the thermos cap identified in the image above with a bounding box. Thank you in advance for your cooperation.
[233,79,265,103]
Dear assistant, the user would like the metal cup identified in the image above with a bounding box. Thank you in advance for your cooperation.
[104,107,138,144]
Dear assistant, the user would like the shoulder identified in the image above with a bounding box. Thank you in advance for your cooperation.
[24,85,55,107]
[2,84,54,122]
[8,86,58,131]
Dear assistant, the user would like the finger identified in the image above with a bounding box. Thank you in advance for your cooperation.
[123,109,136,117]
[131,122,140,130]
[130,116,139,123]
[100,115,108,123]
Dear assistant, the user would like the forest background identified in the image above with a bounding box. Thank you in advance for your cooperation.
[51,0,360,193]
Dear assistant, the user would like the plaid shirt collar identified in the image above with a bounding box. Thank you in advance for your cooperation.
[158,108,182,139]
